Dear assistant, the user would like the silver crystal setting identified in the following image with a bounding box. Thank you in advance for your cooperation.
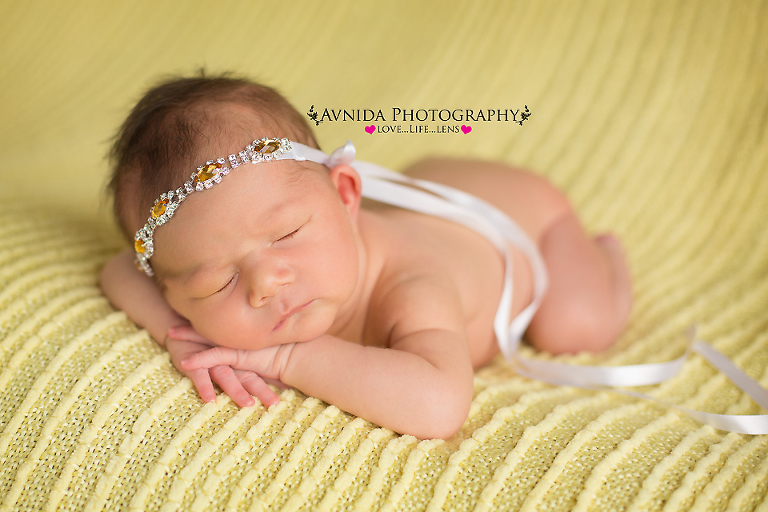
[134,138,292,276]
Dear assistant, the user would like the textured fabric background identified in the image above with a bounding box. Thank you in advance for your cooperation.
[1,1,767,511]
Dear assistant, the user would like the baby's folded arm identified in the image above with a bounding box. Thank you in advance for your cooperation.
[281,275,475,440]
[282,331,473,440]
[99,248,189,345]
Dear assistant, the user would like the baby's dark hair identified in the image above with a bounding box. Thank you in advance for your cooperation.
[105,70,319,244]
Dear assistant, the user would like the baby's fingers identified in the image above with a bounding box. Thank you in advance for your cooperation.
[234,370,280,407]
[186,368,217,403]
[209,366,255,407]
[181,346,238,370]
[168,325,211,344]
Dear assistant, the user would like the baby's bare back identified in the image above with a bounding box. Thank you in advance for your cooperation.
[357,159,572,368]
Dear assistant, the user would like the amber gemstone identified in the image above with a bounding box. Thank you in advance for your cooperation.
[254,139,281,154]
[196,162,223,182]
[152,199,169,218]
[134,238,146,254]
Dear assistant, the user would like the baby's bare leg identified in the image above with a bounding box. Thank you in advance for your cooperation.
[527,210,633,353]
[402,157,632,354]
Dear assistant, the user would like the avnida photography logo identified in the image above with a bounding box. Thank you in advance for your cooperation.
[307,105,531,135]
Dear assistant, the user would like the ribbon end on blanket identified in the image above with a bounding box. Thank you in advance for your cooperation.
[685,323,698,343]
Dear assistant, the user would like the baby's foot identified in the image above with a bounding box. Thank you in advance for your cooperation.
[593,233,633,328]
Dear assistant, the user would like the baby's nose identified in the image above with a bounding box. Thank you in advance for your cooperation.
[248,265,295,308]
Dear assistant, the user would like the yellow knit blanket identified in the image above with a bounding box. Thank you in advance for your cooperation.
[1,1,767,510]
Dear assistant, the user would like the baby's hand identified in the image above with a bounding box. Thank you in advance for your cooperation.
[166,325,284,408]
[179,341,296,385]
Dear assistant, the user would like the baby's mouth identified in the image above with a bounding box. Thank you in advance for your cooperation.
[273,300,314,331]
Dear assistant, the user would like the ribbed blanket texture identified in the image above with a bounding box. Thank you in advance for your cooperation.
[0,1,767,510]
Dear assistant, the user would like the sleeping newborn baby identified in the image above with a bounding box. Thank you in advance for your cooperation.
[99,74,632,440]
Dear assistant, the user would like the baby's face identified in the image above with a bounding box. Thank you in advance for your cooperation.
[150,159,362,350]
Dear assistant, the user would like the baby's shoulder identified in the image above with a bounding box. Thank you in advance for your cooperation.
[358,206,499,331]
[367,263,465,344]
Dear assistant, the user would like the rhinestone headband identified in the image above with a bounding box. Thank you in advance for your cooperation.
[134,137,345,277]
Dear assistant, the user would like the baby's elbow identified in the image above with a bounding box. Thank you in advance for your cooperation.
[99,249,131,285]
[412,383,472,440]
[98,255,117,296]
[430,412,469,441]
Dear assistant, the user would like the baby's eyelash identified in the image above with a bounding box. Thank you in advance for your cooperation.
[215,275,236,294]
[279,227,300,241]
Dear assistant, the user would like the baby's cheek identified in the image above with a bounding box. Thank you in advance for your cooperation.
[180,305,228,345]
[163,292,190,319]
[339,237,361,294]
[214,327,262,350]
[198,310,266,350]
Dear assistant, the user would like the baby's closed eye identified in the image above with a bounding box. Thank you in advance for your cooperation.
[199,218,309,298]
[273,214,311,244]
[207,227,300,296]
[278,227,300,241]
[213,275,237,294]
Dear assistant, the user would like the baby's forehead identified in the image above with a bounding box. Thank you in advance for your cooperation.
[150,159,330,273]
[202,160,320,216]
[154,183,335,296]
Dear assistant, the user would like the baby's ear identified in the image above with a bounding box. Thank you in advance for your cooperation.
[329,164,362,220]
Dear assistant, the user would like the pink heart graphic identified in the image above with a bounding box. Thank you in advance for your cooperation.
[365,125,375,134]
[461,125,472,134]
